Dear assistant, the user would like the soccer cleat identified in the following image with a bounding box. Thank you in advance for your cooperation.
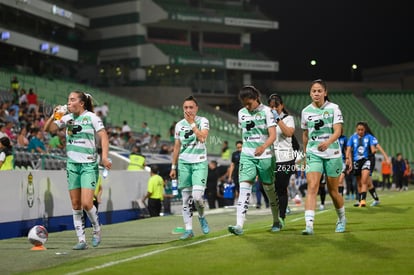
[228,225,243,235]
[335,219,346,233]
[73,241,88,250]
[319,204,325,211]
[286,206,291,215]
[92,230,101,247]
[359,200,366,207]
[279,217,285,229]
[271,220,283,232]
[353,201,360,207]
[302,226,314,235]
[370,200,380,207]
[179,230,194,240]
[198,216,210,234]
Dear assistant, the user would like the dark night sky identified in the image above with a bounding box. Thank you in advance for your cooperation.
[253,0,413,81]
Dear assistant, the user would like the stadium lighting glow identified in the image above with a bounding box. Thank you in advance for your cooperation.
[39,43,49,52]
[352,64,358,70]
[310,60,317,66]
[1,31,10,41]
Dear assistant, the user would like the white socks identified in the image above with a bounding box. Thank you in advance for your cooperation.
[72,209,86,242]
[305,210,315,229]
[236,181,252,228]
[85,205,101,232]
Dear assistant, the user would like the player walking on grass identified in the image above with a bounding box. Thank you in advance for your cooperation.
[169,95,210,240]
[347,121,389,207]
[228,85,283,235]
[268,93,296,225]
[44,91,111,250]
[301,79,346,235]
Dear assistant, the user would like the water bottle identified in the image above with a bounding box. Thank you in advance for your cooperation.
[54,105,67,120]
[27,172,34,208]
[102,158,112,179]
[171,179,178,196]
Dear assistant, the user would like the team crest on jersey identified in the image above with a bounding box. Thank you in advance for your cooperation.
[82,117,89,125]
[254,113,263,120]
[323,111,330,119]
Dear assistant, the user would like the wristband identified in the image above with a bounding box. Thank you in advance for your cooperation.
[171,164,176,170]
[190,123,196,128]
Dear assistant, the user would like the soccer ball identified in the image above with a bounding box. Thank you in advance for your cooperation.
[293,194,302,205]
[28,225,48,246]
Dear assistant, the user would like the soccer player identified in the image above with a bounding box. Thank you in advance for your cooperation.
[268,93,296,225]
[346,121,377,207]
[228,85,282,235]
[169,95,210,240]
[301,79,346,235]
[44,91,111,250]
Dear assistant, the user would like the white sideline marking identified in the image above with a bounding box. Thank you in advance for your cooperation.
[65,235,229,275]
[66,211,327,275]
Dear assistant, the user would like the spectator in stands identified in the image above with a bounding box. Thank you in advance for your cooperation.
[228,85,281,236]
[149,134,161,152]
[141,122,151,147]
[26,88,38,114]
[109,131,121,146]
[0,123,8,139]
[0,103,8,123]
[7,107,19,126]
[142,164,164,217]
[16,126,29,147]
[27,128,46,153]
[127,145,146,171]
[44,91,111,250]
[159,143,172,155]
[169,95,210,240]
[10,76,20,104]
[302,79,346,235]
[169,121,177,142]
[4,121,16,141]
[101,102,109,119]
[0,136,13,170]
[19,89,27,105]
[48,131,65,150]
[123,132,136,151]
[121,120,131,134]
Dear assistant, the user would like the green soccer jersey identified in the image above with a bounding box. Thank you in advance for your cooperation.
[175,116,209,163]
[55,110,104,163]
[301,101,343,159]
[238,103,276,159]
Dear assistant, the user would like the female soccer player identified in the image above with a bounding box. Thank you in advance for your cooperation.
[44,91,111,250]
[301,79,346,235]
